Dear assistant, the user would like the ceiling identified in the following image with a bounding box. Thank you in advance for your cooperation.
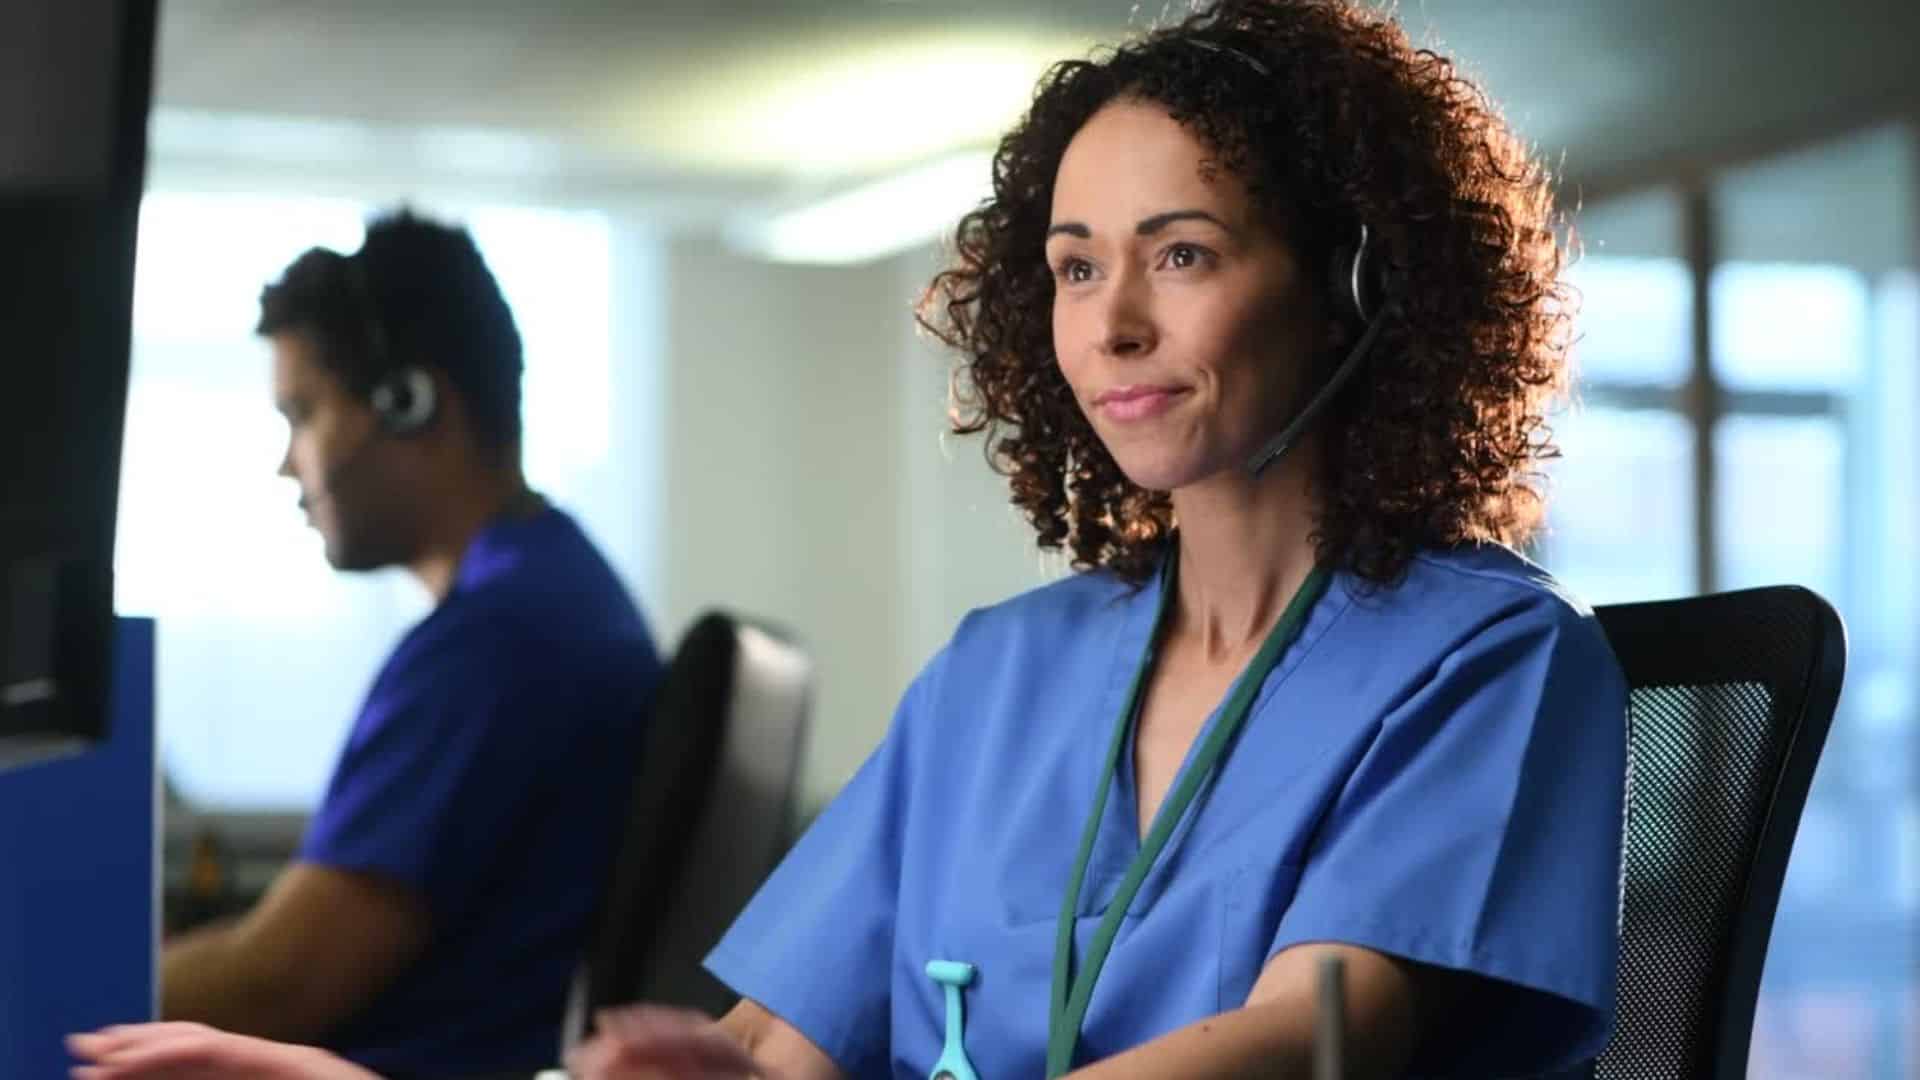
[150,0,1920,226]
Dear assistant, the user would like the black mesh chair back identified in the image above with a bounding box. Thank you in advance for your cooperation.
[1589,586,1845,1079]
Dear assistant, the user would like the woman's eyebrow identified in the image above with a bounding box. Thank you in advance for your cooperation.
[1045,210,1234,242]
[1135,209,1231,235]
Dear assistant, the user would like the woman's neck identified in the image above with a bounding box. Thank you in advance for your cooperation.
[1167,447,1322,663]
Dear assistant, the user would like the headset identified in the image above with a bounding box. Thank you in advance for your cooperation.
[346,251,438,437]
[369,365,437,436]
[301,255,438,513]
[1241,218,1395,479]
[1182,35,1397,480]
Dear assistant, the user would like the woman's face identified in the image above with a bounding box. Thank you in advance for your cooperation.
[1047,100,1326,493]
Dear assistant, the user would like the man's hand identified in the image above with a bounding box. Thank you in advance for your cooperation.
[67,1022,378,1080]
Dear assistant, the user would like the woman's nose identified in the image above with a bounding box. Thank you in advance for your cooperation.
[1096,275,1157,358]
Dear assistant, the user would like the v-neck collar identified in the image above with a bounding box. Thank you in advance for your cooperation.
[1078,551,1348,916]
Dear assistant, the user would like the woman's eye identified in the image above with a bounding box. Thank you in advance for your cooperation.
[1057,257,1094,283]
[1162,243,1208,270]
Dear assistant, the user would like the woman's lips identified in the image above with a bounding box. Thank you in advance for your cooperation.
[1094,384,1190,421]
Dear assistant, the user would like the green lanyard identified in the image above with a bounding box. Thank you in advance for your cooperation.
[1045,558,1332,1078]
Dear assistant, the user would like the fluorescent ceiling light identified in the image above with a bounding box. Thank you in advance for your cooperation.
[730,149,993,266]
[625,30,1089,177]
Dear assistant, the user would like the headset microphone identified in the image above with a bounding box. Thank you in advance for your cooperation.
[1244,223,1392,479]
[1243,308,1387,478]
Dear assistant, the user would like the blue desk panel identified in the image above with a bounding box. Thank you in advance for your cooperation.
[0,617,156,1077]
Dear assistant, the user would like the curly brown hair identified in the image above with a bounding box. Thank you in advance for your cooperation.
[919,0,1572,586]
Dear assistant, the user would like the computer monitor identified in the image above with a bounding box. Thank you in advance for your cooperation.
[0,2,158,769]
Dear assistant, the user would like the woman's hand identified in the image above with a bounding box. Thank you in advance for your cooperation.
[567,1005,776,1080]
[66,1023,377,1080]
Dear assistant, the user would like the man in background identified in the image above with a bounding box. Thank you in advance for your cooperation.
[160,210,662,1076]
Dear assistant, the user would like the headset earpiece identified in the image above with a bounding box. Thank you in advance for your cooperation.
[370,366,437,435]
[1328,223,1384,326]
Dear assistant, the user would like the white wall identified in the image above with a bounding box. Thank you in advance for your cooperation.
[652,237,903,812]
[647,236,1056,813]
[890,246,1065,688]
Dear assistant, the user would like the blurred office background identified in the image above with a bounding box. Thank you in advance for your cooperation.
[124,1,1918,1074]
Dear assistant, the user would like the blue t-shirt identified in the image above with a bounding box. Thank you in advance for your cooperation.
[708,544,1627,1079]
[299,506,661,1075]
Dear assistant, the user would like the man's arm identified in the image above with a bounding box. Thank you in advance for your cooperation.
[162,861,431,1043]
[1065,942,1453,1080]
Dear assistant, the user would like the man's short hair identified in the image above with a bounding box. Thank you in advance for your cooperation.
[257,209,524,451]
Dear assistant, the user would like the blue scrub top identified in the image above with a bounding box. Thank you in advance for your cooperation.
[708,543,1626,1079]
[299,506,662,1075]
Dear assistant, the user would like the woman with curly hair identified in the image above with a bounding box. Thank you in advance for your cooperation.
[72,2,1623,1078]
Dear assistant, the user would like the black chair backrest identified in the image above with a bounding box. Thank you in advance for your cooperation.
[1590,586,1846,1079]
[581,612,739,1021]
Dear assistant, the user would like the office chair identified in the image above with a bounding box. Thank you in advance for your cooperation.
[1585,586,1846,1079]
[559,610,815,1053]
